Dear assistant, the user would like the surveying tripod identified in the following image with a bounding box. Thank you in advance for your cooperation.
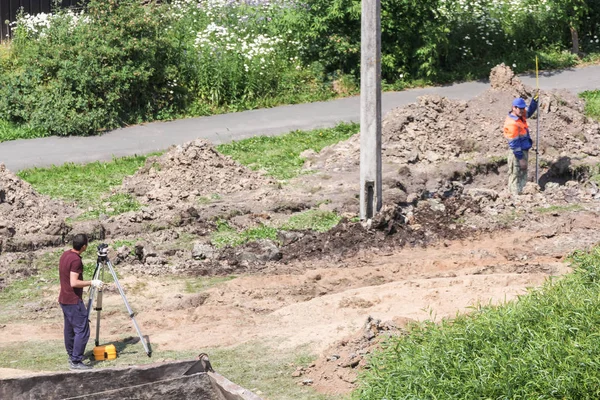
[87,243,152,357]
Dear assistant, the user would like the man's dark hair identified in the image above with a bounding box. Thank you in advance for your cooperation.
[73,234,88,251]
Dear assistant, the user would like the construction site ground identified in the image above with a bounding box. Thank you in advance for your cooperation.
[1,65,600,398]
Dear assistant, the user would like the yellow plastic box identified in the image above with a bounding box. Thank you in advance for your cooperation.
[93,344,117,361]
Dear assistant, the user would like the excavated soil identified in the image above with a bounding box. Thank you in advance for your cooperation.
[1,64,600,396]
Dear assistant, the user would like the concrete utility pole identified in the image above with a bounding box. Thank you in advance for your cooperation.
[359,0,382,220]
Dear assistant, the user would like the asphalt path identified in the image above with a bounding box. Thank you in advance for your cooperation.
[1,65,600,172]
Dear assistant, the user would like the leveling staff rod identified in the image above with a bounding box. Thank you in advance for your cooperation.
[535,56,540,184]
[87,244,152,357]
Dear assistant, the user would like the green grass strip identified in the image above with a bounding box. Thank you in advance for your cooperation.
[535,204,583,214]
[355,246,600,399]
[216,122,359,180]
[210,210,342,248]
[281,209,342,233]
[581,90,600,121]
[17,155,155,214]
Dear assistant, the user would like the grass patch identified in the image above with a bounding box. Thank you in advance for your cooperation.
[197,193,222,205]
[355,246,600,399]
[494,209,521,228]
[77,193,142,219]
[536,204,583,214]
[581,90,600,121]
[581,52,600,65]
[110,239,139,257]
[207,342,340,400]
[210,210,343,248]
[216,122,359,180]
[210,220,279,248]
[17,154,158,216]
[281,210,342,232]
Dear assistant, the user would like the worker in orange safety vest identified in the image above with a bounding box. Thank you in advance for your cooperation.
[503,94,539,194]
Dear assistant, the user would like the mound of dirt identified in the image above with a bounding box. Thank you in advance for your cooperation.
[277,194,479,264]
[303,65,600,175]
[121,139,275,203]
[489,63,528,95]
[0,164,74,244]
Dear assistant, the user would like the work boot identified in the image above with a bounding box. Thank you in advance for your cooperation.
[69,360,92,370]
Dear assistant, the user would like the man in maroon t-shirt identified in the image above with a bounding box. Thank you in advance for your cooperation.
[58,233,103,370]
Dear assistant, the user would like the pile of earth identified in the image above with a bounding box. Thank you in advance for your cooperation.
[120,139,275,203]
[302,64,600,195]
[85,138,279,240]
[0,164,76,251]
[95,138,281,236]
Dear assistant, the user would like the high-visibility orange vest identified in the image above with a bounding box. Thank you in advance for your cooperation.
[503,115,529,140]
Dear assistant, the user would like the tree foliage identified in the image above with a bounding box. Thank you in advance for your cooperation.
[299,0,448,81]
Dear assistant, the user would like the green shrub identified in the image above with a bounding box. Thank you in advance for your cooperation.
[297,0,448,82]
[0,0,192,136]
[355,246,600,399]
[297,0,600,84]
[0,0,331,137]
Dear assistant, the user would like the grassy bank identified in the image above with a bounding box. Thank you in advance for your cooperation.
[355,246,600,399]
[16,155,154,218]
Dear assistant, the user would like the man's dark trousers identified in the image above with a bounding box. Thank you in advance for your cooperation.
[60,301,90,363]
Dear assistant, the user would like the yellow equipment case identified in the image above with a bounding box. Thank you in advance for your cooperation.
[93,344,117,361]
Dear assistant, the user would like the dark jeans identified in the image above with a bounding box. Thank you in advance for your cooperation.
[60,300,90,363]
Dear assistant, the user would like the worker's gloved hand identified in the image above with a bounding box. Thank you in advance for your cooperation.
[533,90,539,102]
[519,158,528,171]
[91,279,104,289]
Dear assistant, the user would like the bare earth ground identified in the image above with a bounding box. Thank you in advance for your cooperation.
[1,65,600,396]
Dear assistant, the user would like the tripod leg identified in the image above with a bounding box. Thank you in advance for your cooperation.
[106,260,152,357]
[86,262,102,321]
[86,286,96,322]
[94,288,103,347]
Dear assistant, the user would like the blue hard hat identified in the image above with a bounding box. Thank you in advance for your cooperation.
[512,98,527,108]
